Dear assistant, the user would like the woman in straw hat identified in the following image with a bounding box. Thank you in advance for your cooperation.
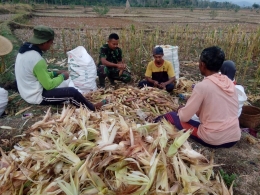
[0,35,13,116]
[15,25,107,110]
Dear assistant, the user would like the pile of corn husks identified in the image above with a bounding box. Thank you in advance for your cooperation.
[0,104,233,194]
[85,86,179,122]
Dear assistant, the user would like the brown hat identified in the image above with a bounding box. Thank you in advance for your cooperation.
[28,25,55,44]
[0,35,13,56]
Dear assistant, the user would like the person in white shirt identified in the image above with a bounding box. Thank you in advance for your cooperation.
[0,35,13,116]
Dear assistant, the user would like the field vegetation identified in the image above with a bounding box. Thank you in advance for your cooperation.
[0,2,260,195]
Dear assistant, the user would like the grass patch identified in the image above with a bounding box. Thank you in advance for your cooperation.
[219,169,237,188]
[0,6,32,86]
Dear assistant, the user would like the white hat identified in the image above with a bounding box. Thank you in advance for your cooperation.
[0,35,13,56]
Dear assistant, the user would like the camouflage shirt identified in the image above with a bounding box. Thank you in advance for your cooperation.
[98,44,122,68]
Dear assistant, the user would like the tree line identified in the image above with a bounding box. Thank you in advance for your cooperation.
[0,0,244,9]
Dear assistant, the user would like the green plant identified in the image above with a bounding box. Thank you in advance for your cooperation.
[219,169,237,188]
[234,7,239,12]
[190,6,193,12]
[69,4,75,9]
[92,4,109,16]
[209,10,218,20]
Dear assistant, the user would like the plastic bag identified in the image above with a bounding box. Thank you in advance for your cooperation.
[0,87,8,116]
[155,45,180,80]
[67,46,97,93]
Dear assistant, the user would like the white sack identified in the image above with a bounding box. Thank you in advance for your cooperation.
[0,87,8,116]
[57,78,79,91]
[67,46,97,93]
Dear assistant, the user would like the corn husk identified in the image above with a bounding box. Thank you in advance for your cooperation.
[0,88,231,194]
[84,86,179,121]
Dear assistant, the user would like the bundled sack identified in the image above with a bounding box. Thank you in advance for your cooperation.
[0,87,8,116]
[155,45,180,80]
[67,46,97,93]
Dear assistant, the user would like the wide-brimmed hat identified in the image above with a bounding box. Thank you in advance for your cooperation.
[28,25,55,44]
[0,35,13,56]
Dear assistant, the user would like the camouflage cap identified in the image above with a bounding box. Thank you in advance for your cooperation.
[28,25,54,44]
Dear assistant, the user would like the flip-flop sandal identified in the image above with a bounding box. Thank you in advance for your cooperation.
[249,128,257,138]
[241,128,257,138]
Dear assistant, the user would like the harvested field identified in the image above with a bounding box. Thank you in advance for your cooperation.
[1,5,260,195]
[28,16,146,29]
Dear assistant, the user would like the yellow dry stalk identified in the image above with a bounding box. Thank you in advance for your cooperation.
[0,106,233,194]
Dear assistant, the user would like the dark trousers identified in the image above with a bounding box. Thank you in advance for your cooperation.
[97,65,131,87]
[40,87,95,111]
[138,80,174,92]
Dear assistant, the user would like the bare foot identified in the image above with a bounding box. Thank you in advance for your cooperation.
[94,102,103,110]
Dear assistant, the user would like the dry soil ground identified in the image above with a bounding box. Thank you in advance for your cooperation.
[1,6,260,195]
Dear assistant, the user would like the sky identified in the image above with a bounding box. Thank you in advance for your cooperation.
[216,0,260,6]
[222,0,260,2]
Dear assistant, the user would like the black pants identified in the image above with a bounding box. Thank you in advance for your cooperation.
[190,135,237,149]
[138,80,174,92]
[40,87,95,111]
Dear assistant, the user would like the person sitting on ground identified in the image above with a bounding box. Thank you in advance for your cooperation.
[15,25,106,111]
[97,33,131,88]
[220,60,247,116]
[155,46,241,148]
[191,60,247,122]
[0,35,13,116]
[138,46,175,93]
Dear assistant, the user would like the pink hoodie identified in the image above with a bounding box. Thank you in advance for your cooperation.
[178,73,241,145]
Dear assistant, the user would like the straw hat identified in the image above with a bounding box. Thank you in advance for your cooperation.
[0,35,13,56]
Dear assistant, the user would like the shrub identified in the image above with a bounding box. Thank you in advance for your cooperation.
[234,7,240,12]
[92,4,109,16]
[69,4,75,9]
[209,10,218,20]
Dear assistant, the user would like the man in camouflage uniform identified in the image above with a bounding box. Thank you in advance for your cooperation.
[97,33,131,88]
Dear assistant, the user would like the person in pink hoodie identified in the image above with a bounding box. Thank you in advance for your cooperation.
[155,46,241,148]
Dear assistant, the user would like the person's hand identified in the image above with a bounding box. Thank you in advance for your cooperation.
[160,82,167,89]
[117,63,126,70]
[62,72,70,80]
[57,70,67,74]
[177,105,185,112]
[153,80,159,87]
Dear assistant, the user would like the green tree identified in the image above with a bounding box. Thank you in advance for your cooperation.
[253,3,260,9]
[209,10,218,20]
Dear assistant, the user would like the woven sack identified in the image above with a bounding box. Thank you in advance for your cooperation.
[239,105,260,129]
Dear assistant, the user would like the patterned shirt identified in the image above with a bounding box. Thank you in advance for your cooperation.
[98,44,122,68]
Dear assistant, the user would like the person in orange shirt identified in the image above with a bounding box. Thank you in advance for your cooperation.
[155,46,241,148]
